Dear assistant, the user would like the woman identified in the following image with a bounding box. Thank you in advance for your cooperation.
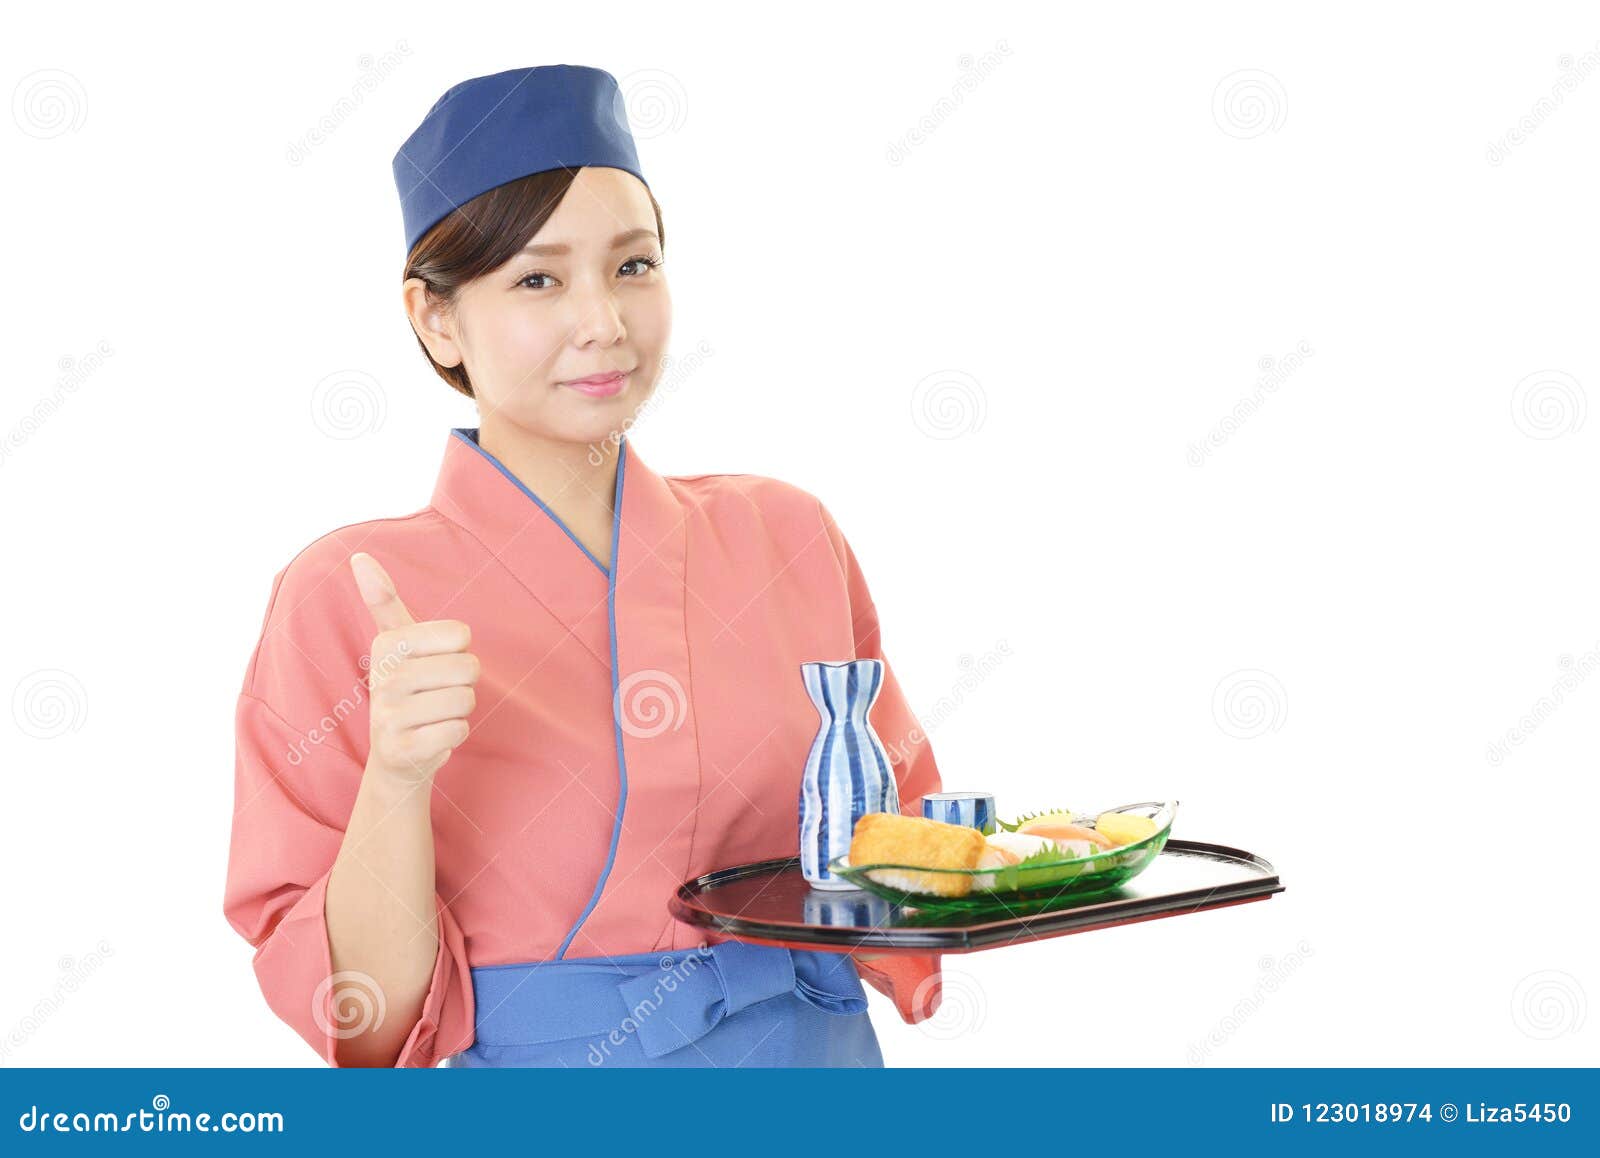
[223,64,944,1068]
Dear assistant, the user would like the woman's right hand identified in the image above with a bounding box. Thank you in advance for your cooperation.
[349,551,480,784]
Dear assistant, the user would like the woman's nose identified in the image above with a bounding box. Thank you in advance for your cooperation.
[565,281,627,347]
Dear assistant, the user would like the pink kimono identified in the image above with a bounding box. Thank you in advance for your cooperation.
[223,427,944,1066]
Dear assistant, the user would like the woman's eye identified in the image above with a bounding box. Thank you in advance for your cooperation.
[517,257,658,289]
[619,255,662,277]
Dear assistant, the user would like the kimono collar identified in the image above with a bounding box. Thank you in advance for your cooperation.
[427,427,688,664]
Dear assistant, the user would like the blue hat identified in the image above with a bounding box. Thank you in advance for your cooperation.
[392,64,647,254]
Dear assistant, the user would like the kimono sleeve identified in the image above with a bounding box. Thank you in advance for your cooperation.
[222,560,475,1067]
[814,498,943,815]
[815,497,947,1024]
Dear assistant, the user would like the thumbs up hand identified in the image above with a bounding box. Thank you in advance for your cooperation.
[350,552,481,784]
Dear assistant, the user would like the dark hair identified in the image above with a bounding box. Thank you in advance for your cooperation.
[401,167,666,399]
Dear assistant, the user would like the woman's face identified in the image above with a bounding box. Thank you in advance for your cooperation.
[410,166,671,448]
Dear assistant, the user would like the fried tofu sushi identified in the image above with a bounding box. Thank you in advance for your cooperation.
[848,812,987,897]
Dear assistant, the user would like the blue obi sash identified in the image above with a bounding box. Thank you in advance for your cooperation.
[446,941,883,1068]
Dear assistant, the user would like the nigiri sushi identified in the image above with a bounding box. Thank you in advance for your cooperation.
[972,830,1088,890]
[1017,818,1116,853]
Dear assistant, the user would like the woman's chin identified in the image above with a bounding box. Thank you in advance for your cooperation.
[481,387,651,450]
[544,405,640,453]
[561,386,652,428]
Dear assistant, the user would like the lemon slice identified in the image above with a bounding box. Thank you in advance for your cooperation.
[1094,811,1158,848]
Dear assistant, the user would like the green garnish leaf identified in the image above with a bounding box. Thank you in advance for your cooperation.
[996,806,1076,833]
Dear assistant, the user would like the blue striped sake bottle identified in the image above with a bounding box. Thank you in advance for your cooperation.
[798,658,901,889]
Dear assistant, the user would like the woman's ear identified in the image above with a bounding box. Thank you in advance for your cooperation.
[402,277,463,369]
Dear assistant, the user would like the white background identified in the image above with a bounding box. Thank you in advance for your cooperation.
[2,1,1595,1067]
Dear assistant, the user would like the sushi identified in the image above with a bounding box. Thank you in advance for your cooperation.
[847,812,987,897]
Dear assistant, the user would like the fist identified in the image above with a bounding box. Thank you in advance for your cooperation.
[349,552,480,783]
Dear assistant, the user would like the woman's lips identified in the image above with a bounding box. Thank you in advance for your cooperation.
[560,371,628,398]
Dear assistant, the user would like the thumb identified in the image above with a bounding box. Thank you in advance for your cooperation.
[349,552,417,632]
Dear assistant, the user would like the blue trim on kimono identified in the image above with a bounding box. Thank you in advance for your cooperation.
[447,425,629,960]
[556,441,630,959]
[556,437,629,960]
[449,428,610,577]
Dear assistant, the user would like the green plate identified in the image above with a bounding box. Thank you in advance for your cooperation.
[826,800,1177,914]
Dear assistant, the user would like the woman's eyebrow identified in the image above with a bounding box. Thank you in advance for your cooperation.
[519,228,659,257]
